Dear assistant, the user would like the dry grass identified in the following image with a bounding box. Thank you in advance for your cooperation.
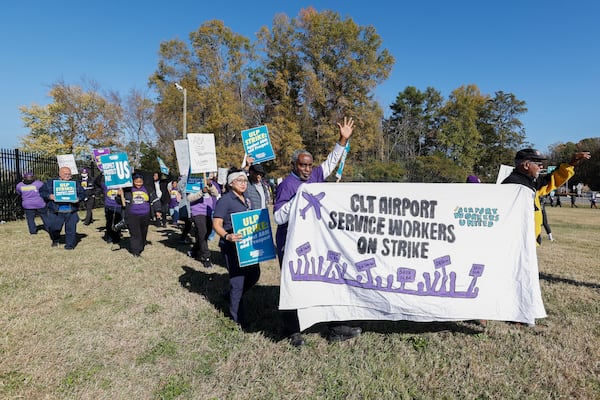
[1,206,599,399]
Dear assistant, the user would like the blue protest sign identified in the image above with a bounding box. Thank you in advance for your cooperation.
[231,208,276,267]
[99,153,132,188]
[53,180,78,202]
[157,157,169,175]
[241,125,275,163]
[185,174,205,193]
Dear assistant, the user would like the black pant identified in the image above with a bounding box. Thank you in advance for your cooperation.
[190,214,213,260]
[83,195,95,224]
[104,207,122,243]
[127,213,149,255]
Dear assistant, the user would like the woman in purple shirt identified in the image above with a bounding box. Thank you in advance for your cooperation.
[16,171,49,234]
[118,174,156,257]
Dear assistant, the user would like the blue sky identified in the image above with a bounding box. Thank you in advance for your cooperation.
[1,0,598,153]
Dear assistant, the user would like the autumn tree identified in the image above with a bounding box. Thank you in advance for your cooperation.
[294,8,394,163]
[19,80,122,159]
[150,20,254,169]
[253,13,305,176]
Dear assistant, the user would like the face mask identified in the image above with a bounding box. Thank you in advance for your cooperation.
[81,173,88,179]
[23,179,34,184]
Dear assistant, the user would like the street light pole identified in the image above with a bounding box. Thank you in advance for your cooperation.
[174,83,187,139]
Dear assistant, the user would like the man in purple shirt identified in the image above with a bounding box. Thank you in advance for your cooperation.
[16,171,49,234]
[273,116,361,347]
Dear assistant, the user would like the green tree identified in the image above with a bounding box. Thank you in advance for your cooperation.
[383,86,443,179]
[437,84,489,172]
[549,138,600,191]
[408,153,469,183]
[477,91,528,181]
[294,8,394,162]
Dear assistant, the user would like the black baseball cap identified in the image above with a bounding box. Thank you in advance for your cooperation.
[249,164,266,176]
[515,148,547,161]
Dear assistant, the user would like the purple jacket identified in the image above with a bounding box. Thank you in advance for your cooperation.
[16,180,46,209]
[274,166,325,254]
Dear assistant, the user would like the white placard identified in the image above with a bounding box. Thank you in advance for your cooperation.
[174,139,190,176]
[187,133,217,174]
[57,154,78,175]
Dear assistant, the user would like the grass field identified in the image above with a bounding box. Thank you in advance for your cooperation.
[1,206,599,399]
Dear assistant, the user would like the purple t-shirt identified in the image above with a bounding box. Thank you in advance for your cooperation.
[129,186,151,216]
[100,182,120,208]
[190,193,217,217]
[273,166,325,253]
[168,188,179,208]
[16,180,46,209]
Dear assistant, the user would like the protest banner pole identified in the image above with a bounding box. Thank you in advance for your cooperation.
[335,140,350,182]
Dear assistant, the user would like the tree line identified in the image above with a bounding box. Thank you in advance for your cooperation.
[17,7,600,189]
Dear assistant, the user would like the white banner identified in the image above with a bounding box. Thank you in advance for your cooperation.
[279,183,545,330]
[187,133,217,174]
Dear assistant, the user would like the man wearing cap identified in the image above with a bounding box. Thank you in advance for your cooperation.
[16,171,50,234]
[502,148,591,244]
[79,167,97,225]
[40,166,86,249]
[245,164,271,210]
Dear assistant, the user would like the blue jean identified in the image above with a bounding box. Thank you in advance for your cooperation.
[48,211,79,248]
[24,207,49,234]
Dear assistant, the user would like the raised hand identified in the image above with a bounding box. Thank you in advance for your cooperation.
[337,116,355,144]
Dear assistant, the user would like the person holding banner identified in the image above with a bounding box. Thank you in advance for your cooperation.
[502,149,590,245]
[118,174,156,257]
[273,116,361,346]
[212,169,261,327]
[40,166,85,249]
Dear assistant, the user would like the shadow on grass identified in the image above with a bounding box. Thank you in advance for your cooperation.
[177,264,485,343]
[177,265,283,341]
[540,272,600,289]
[155,227,208,258]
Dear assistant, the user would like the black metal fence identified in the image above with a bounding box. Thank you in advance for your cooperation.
[0,149,99,222]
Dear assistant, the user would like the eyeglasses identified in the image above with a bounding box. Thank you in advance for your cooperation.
[233,178,248,184]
